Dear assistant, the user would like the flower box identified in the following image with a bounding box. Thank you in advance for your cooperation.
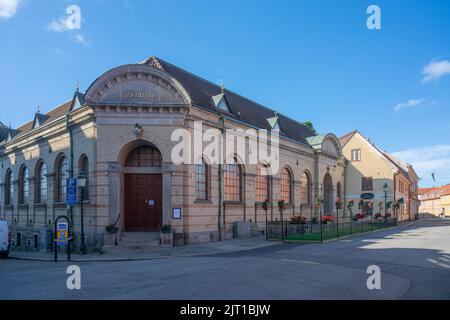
[322,215,335,224]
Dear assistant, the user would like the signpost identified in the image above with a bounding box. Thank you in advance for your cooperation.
[54,215,71,262]
[66,178,78,206]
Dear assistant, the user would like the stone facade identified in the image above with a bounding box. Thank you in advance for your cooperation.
[0,57,345,251]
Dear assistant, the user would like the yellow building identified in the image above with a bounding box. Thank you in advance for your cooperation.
[419,185,450,217]
[339,131,419,222]
[440,191,450,217]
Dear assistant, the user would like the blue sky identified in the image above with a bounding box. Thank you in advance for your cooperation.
[1,0,449,187]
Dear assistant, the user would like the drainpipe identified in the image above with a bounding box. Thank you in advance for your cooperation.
[393,171,399,222]
[314,152,320,219]
[343,159,348,218]
[66,115,74,232]
[217,116,225,241]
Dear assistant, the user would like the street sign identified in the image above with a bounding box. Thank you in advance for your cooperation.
[361,193,375,200]
[66,178,78,206]
[56,221,69,246]
[54,216,71,262]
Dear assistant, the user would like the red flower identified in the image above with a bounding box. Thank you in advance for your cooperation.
[323,215,335,222]
[291,216,307,224]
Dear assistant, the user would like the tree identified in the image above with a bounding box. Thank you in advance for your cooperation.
[304,121,314,130]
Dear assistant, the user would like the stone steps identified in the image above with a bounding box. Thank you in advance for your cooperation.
[103,232,161,253]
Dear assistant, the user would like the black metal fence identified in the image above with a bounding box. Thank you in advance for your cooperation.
[266,217,398,242]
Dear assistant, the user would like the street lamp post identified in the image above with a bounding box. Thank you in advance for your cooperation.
[383,183,389,222]
[77,175,87,255]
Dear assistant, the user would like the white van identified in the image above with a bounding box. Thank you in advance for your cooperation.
[0,221,10,258]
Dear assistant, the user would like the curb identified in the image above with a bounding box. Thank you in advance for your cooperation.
[9,242,282,263]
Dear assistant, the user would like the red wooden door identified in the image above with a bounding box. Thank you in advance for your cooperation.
[124,174,162,231]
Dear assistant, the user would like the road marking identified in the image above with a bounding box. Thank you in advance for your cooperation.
[439,257,450,263]
[282,259,320,265]
[427,258,450,269]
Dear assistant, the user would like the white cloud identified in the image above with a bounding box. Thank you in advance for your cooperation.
[0,0,21,20]
[75,34,89,46]
[46,18,68,32]
[394,98,425,112]
[392,145,450,187]
[422,60,450,83]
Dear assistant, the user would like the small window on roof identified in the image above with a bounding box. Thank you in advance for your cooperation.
[267,115,280,130]
[272,120,280,130]
[212,93,230,112]
[73,97,82,110]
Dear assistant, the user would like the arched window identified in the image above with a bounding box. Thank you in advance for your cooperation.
[126,146,162,167]
[224,158,242,202]
[195,157,209,201]
[56,155,69,202]
[280,167,293,204]
[4,170,13,206]
[300,171,312,205]
[79,155,89,200]
[19,166,29,204]
[35,161,48,203]
[323,173,334,215]
[337,181,342,199]
[255,163,270,203]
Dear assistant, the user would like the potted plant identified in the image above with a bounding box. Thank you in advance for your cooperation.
[322,215,334,224]
[278,200,286,211]
[160,224,173,246]
[291,216,307,225]
[105,224,118,234]
[291,216,307,233]
[314,197,323,209]
[378,201,384,213]
[386,201,393,209]
[347,199,354,210]
[358,200,364,210]
[104,224,119,246]
[262,199,271,212]
[335,197,343,210]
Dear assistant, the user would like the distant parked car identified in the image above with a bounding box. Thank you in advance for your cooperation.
[0,221,11,258]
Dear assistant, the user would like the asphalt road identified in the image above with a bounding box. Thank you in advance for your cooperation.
[1,219,450,300]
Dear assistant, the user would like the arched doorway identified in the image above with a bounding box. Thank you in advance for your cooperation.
[124,145,163,231]
[323,174,334,215]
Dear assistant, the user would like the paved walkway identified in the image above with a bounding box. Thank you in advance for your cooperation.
[9,236,282,262]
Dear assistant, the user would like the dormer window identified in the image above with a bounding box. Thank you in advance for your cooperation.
[72,96,82,110]
[70,91,85,111]
[33,117,40,129]
[267,114,280,130]
[212,93,230,112]
[32,112,49,130]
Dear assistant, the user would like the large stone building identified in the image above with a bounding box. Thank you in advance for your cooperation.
[0,56,345,251]
[339,130,419,221]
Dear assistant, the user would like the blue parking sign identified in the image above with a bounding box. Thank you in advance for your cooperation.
[66,178,78,206]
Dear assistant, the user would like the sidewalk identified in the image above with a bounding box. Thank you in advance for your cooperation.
[9,236,282,262]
